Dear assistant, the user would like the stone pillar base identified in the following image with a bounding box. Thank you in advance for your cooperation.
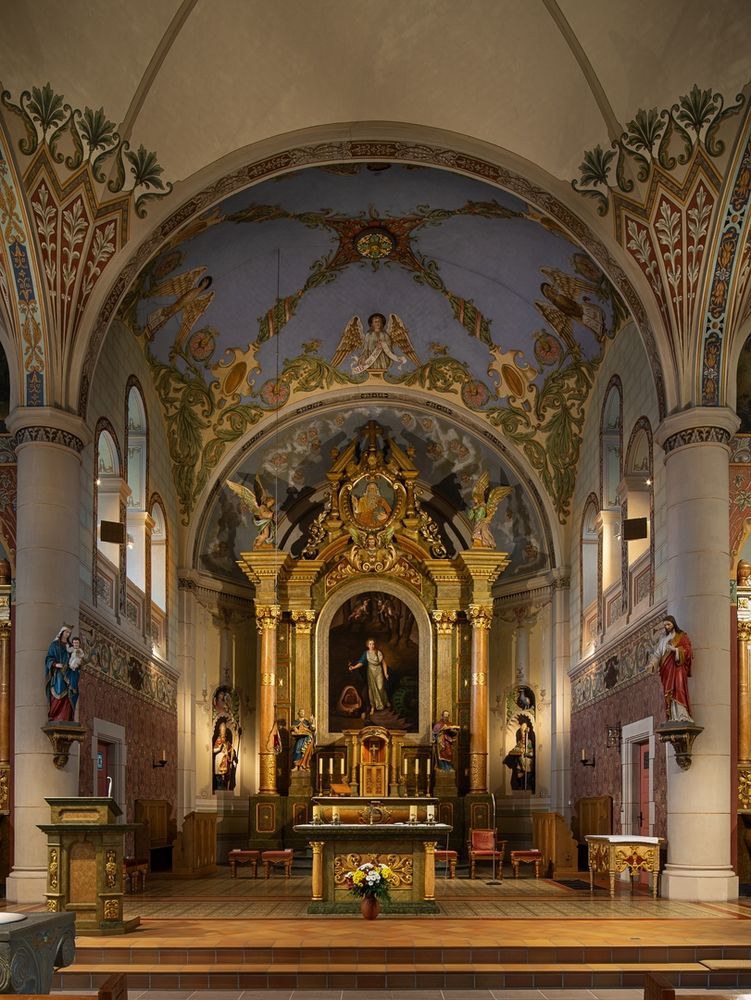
[662,866,738,901]
[6,868,47,903]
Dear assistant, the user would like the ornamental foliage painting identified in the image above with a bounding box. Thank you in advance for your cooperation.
[116,165,630,528]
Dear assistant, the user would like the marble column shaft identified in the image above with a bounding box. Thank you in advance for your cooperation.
[656,407,738,901]
[468,604,492,793]
[6,409,90,903]
[256,604,280,795]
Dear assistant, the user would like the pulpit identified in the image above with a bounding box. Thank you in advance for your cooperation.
[39,797,140,933]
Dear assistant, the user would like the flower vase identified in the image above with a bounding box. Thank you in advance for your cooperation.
[360,895,380,920]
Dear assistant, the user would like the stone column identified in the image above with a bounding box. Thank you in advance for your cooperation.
[655,407,738,901]
[468,604,492,793]
[431,610,457,720]
[5,408,91,903]
[256,604,280,795]
[291,610,316,718]
[549,575,571,816]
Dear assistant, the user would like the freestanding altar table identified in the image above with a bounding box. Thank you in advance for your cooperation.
[585,834,665,898]
[294,822,451,912]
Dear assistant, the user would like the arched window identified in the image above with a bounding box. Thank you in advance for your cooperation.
[125,382,148,634]
[94,423,125,616]
[623,419,654,612]
[580,495,600,656]
[149,498,167,657]
[600,381,623,627]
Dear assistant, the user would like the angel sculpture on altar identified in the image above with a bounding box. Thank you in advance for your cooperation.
[468,472,511,548]
[332,312,419,376]
[226,475,276,549]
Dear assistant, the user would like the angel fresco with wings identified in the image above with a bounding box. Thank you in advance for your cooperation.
[225,476,276,549]
[143,266,214,363]
[468,472,511,548]
[331,312,419,376]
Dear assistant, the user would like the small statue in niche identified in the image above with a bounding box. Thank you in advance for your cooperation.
[291,710,316,770]
[503,714,535,791]
[432,710,460,771]
[45,625,82,722]
[212,719,238,791]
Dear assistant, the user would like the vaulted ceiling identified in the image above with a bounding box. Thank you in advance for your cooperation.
[3,0,750,578]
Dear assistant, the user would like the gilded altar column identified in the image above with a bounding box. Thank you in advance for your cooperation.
[431,610,457,720]
[655,407,738,900]
[291,610,316,719]
[456,550,508,796]
[739,619,751,769]
[256,604,281,795]
[468,604,492,792]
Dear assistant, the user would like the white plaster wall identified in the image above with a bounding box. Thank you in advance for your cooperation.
[82,320,180,659]
[569,322,663,663]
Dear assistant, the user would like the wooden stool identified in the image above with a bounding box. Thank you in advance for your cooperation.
[123,857,148,893]
[510,849,543,878]
[434,849,457,878]
[261,849,294,878]
[228,849,260,878]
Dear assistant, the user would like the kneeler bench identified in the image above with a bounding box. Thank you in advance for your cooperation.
[510,848,543,878]
[262,848,294,878]
[434,849,457,878]
[228,849,260,878]
[123,857,148,893]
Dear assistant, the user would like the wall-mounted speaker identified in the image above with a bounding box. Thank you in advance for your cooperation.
[100,520,126,544]
[622,516,648,541]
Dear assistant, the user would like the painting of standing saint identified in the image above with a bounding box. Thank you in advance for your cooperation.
[328,592,419,734]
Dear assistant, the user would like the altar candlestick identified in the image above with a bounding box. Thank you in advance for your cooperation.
[414,758,419,776]
[329,759,333,775]
[318,757,323,775]
[427,758,431,775]
[403,758,408,776]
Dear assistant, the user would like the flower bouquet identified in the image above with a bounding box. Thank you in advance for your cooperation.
[344,861,396,919]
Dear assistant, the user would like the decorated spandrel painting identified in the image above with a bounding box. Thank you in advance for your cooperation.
[328,592,418,734]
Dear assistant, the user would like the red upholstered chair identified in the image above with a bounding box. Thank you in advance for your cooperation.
[467,828,506,879]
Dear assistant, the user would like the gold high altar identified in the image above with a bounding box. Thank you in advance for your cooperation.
[240,420,508,855]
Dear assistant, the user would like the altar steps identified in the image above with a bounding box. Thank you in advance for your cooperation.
[54,943,751,992]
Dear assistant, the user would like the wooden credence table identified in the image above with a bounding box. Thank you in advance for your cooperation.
[585,834,665,898]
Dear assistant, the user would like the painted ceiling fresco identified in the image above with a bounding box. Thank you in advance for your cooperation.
[116,163,632,532]
[197,405,550,585]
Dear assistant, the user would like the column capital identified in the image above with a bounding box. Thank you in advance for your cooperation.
[432,609,457,635]
[655,406,739,455]
[255,604,281,632]
[291,609,316,634]
[467,604,493,630]
[6,406,92,454]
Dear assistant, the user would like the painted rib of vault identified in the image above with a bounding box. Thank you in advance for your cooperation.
[115,165,631,526]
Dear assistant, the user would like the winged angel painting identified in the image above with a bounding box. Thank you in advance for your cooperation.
[225,476,276,549]
[331,312,419,376]
[468,472,512,548]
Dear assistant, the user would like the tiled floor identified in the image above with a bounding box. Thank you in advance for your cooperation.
[23,867,751,996]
